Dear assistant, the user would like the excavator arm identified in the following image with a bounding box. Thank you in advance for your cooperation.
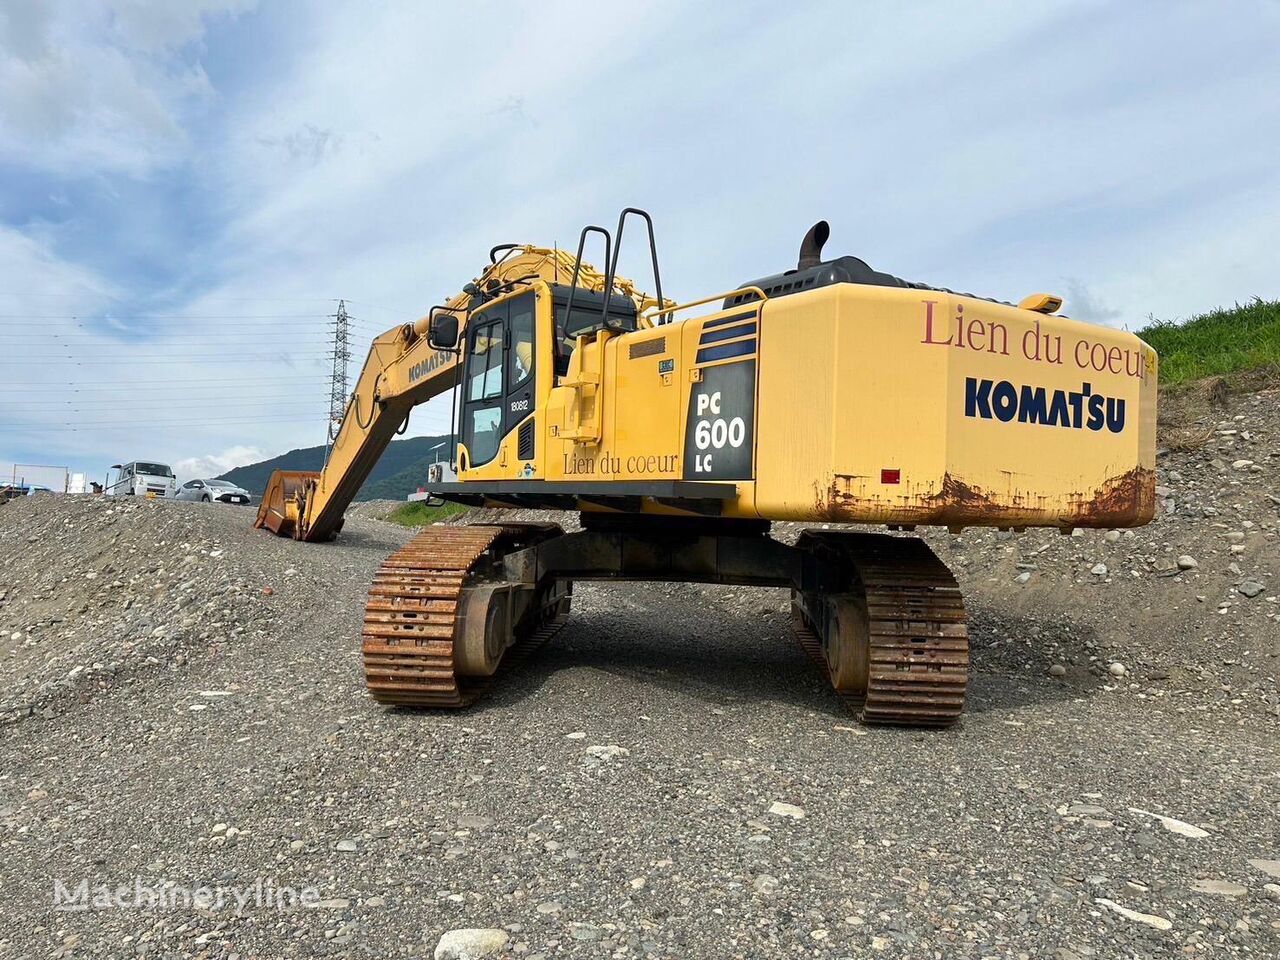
[255,245,628,541]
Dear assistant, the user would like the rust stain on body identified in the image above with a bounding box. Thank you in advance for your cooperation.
[818,466,1155,529]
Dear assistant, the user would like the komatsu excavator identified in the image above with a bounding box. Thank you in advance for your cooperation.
[256,209,1157,727]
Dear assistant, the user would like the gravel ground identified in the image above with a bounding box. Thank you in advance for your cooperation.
[0,388,1277,959]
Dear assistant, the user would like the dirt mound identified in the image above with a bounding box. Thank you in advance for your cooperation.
[0,496,411,726]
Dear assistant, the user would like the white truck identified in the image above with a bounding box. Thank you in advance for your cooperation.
[106,461,178,499]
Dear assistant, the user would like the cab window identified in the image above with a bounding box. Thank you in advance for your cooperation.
[508,306,534,389]
[467,408,502,465]
[466,321,504,401]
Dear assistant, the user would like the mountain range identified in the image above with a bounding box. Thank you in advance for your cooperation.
[218,434,449,501]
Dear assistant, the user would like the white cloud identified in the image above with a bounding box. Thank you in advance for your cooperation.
[173,445,265,482]
[0,0,252,175]
[1062,278,1122,325]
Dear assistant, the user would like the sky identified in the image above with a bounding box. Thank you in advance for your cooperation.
[1,0,1278,487]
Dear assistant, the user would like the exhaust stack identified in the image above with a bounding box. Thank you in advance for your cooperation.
[798,220,830,270]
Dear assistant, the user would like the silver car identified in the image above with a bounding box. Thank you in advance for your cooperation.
[176,478,253,505]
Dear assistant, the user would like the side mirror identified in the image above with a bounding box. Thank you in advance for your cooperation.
[428,313,459,350]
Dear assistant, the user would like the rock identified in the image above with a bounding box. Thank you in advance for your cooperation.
[211,822,228,835]
[1049,664,1067,678]
[1127,807,1209,838]
[1190,879,1247,897]
[1091,563,1108,576]
[535,901,562,914]
[1108,662,1126,678]
[1015,571,1032,584]
[1232,459,1254,470]
[1264,883,1280,900]
[334,839,359,853]
[457,815,492,830]
[564,731,586,740]
[629,876,646,890]
[768,801,805,820]
[1104,530,1122,543]
[753,874,780,895]
[1094,898,1172,931]
[434,928,510,960]
[1176,555,1198,570]
[1237,580,1265,598]
[1248,859,1280,879]
[583,744,629,765]
[1062,802,1110,817]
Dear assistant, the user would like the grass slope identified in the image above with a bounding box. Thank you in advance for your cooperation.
[381,501,469,526]
[1139,298,1280,385]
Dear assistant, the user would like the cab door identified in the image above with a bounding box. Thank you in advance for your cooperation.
[459,309,506,469]
[459,291,537,471]
[504,295,536,454]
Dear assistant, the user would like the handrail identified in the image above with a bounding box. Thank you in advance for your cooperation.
[603,207,663,327]
[643,286,769,324]
[558,225,612,376]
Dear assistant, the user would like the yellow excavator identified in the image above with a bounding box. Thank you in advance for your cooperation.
[256,209,1157,726]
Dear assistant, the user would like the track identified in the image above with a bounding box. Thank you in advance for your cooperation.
[793,533,969,727]
[360,524,567,707]
[361,523,965,726]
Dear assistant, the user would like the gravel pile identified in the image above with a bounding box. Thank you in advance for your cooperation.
[0,388,1276,958]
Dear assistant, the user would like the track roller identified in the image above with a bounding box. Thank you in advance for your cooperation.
[361,523,570,707]
[792,532,969,727]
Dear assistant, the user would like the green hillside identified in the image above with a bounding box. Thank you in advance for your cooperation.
[1139,297,1280,385]
[218,434,449,501]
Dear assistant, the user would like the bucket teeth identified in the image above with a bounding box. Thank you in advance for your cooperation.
[360,524,566,708]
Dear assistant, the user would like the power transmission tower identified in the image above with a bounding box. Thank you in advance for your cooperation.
[325,300,352,462]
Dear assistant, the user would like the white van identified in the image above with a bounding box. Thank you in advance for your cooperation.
[107,461,178,499]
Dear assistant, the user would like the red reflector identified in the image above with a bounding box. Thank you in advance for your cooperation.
[881,468,901,484]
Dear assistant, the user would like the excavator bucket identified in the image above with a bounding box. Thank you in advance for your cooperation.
[254,470,319,539]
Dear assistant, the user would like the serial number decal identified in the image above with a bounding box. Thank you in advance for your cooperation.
[509,398,530,413]
[964,378,1126,433]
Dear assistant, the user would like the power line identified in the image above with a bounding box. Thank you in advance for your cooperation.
[1,355,334,363]
[0,377,325,388]
[0,313,334,320]
[46,410,454,430]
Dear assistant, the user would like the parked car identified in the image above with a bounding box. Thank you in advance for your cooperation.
[106,461,177,498]
[176,479,252,505]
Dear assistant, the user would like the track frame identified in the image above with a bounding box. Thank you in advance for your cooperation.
[361,516,970,727]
